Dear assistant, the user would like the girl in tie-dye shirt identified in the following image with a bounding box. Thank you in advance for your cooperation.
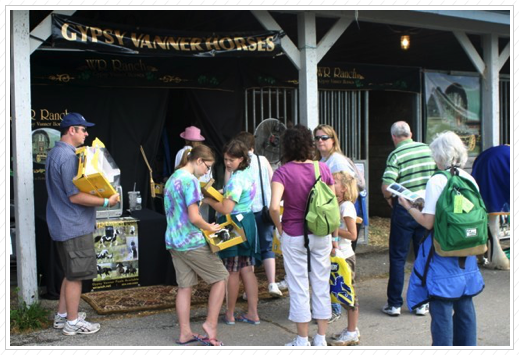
[163,145,228,346]
[164,145,221,250]
[203,139,261,326]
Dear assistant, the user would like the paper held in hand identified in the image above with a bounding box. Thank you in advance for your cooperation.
[386,183,425,208]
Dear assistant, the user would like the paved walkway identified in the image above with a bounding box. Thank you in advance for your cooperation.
[10,245,511,347]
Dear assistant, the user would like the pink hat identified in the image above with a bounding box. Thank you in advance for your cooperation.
[180,126,205,142]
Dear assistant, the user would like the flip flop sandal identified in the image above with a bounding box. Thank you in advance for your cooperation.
[222,315,235,325]
[236,314,260,325]
[194,335,224,346]
[175,335,201,345]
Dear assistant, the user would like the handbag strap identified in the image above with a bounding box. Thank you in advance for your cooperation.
[256,154,267,207]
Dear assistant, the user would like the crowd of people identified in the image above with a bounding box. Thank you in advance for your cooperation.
[45,113,487,347]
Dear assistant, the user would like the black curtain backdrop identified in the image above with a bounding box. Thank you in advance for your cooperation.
[185,88,244,190]
[31,85,169,213]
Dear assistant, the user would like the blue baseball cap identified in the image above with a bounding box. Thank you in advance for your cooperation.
[60,112,95,128]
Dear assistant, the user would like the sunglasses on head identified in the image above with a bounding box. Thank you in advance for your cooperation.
[314,135,331,141]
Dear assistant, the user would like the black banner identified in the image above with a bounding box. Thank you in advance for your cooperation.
[317,62,421,93]
[31,51,239,91]
[31,52,420,93]
[51,14,283,58]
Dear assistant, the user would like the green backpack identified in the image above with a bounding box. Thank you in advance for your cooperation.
[303,161,340,272]
[433,168,488,257]
[305,161,341,237]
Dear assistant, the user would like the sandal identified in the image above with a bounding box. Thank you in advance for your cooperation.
[236,314,260,325]
[222,315,235,325]
[175,335,200,345]
[194,335,224,346]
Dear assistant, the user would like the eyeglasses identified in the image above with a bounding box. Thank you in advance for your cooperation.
[314,135,331,141]
[202,161,212,172]
[74,126,87,133]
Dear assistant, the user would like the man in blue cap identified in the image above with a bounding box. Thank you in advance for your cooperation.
[45,112,119,335]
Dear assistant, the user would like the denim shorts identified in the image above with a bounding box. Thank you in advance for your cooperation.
[254,211,275,260]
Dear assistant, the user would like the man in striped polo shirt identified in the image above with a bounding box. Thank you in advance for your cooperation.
[381,121,436,317]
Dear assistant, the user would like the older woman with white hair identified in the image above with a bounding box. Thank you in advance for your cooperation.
[400,131,484,346]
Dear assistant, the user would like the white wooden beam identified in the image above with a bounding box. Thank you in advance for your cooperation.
[298,12,319,130]
[11,10,39,305]
[481,34,500,149]
[30,10,76,54]
[498,41,510,70]
[353,10,509,37]
[453,31,485,75]
[316,16,352,63]
[251,10,301,70]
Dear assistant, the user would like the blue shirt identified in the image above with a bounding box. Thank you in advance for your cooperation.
[45,141,96,241]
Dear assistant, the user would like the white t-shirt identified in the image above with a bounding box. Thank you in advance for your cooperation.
[338,200,357,258]
[321,152,355,175]
[321,152,365,191]
[422,169,479,215]
[249,152,272,213]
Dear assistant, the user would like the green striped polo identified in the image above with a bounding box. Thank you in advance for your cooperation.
[382,139,436,192]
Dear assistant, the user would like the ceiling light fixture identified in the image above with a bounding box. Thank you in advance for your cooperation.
[401,35,410,50]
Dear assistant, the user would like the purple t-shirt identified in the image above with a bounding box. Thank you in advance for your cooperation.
[272,161,334,236]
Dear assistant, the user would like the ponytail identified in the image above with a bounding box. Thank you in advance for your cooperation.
[175,144,214,170]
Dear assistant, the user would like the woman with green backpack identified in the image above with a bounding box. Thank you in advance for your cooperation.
[270,125,337,347]
[399,131,484,346]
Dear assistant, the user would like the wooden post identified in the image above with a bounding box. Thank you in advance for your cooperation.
[252,11,349,130]
[11,10,39,305]
[298,12,319,130]
[454,31,508,149]
[481,34,501,149]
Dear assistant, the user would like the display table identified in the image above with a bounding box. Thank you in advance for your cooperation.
[36,208,175,299]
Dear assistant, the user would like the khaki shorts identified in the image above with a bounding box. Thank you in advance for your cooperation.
[170,245,229,288]
[56,233,97,281]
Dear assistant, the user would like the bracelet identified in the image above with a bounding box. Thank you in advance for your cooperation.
[333,237,339,242]
[103,198,109,207]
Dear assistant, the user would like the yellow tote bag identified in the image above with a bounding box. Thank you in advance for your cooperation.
[330,254,355,307]
[272,228,282,255]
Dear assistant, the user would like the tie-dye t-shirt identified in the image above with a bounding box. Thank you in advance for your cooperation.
[164,169,206,251]
[224,168,256,214]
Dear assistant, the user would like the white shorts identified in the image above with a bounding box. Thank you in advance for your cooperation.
[280,232,332,323]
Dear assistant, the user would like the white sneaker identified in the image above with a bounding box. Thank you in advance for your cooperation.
[382,303,401,316]
[312,336,328,346]
[285,337,311,346]
[277,279,288,291]
[332,327,360,340]
[329,330,359,346]
[415,303,429,316]
[268,283,283,297]
[62,319,100,335]
[53,312,87,329]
